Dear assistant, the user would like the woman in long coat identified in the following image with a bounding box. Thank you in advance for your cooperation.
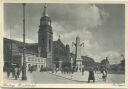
[88,67,95,83]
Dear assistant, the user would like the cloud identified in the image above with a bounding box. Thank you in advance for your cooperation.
[50,4,119,64]
[53,31,59,41]
[99,8,109,22]
[5,4,110,43]
[50,4,109,32]
[51,4,110,57]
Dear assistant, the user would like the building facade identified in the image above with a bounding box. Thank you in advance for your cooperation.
[25,54,46,71]
[53,38,70,69]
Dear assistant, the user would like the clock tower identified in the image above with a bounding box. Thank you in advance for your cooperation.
[38,4,53,68]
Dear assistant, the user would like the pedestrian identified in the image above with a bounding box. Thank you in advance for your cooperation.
[14,66,18,80]
[12,65,15,78]
[79,68,81,72]
[6,62,11,78]
[82,67,84,76]
[17,68,20,79]
[76,67,78,72]
[55,68,58,73]
[88,67,95,83]
[71,67,74,74]
[7,68,11,78]
[102,68,107,82]
[30,66,33,73]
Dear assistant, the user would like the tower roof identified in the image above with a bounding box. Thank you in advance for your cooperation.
[42,3,48,17]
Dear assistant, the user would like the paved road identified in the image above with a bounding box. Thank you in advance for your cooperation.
[31,71,125,84]
[31,72,84,84]
[3,72,85,84]
[3,71,125,84]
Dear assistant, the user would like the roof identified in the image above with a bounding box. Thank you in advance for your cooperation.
[4,38,38,55]
[4,37,67,56]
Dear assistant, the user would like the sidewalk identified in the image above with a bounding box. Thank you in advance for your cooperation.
[48,71,104,83]
[3,72,34,84]
[48,71,125,83]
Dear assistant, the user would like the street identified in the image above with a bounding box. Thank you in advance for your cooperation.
[4,71,125,84]
[4,71,79,84]
[31,72,80,83]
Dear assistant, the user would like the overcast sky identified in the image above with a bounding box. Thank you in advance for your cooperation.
[4,3,125,64]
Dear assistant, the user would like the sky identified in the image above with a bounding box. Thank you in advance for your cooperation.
[4,3,125,64]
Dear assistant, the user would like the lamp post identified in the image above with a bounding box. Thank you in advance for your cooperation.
[22,3,27,80]
[9,26,12,65]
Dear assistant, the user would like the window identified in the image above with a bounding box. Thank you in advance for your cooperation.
[28,58,30,61]
[38,59,40,62]
[41,59,44,62]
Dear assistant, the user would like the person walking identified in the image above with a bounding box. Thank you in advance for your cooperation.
[12,65,15,78]
[14,66,18,80]
[102,67,107,82]
[82,66,84,76]
[17,67,20,79]
[88,67,95,83]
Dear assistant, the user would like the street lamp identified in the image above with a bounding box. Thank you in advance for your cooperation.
[22,3,27,80]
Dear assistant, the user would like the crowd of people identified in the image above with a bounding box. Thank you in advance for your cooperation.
[28,65,37,73]
[6,62,108,82]
[52,65,108,83]
[6,63,21,80]
[88,66,108,83]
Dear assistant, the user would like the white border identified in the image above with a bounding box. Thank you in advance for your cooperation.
[0,0,127,88]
